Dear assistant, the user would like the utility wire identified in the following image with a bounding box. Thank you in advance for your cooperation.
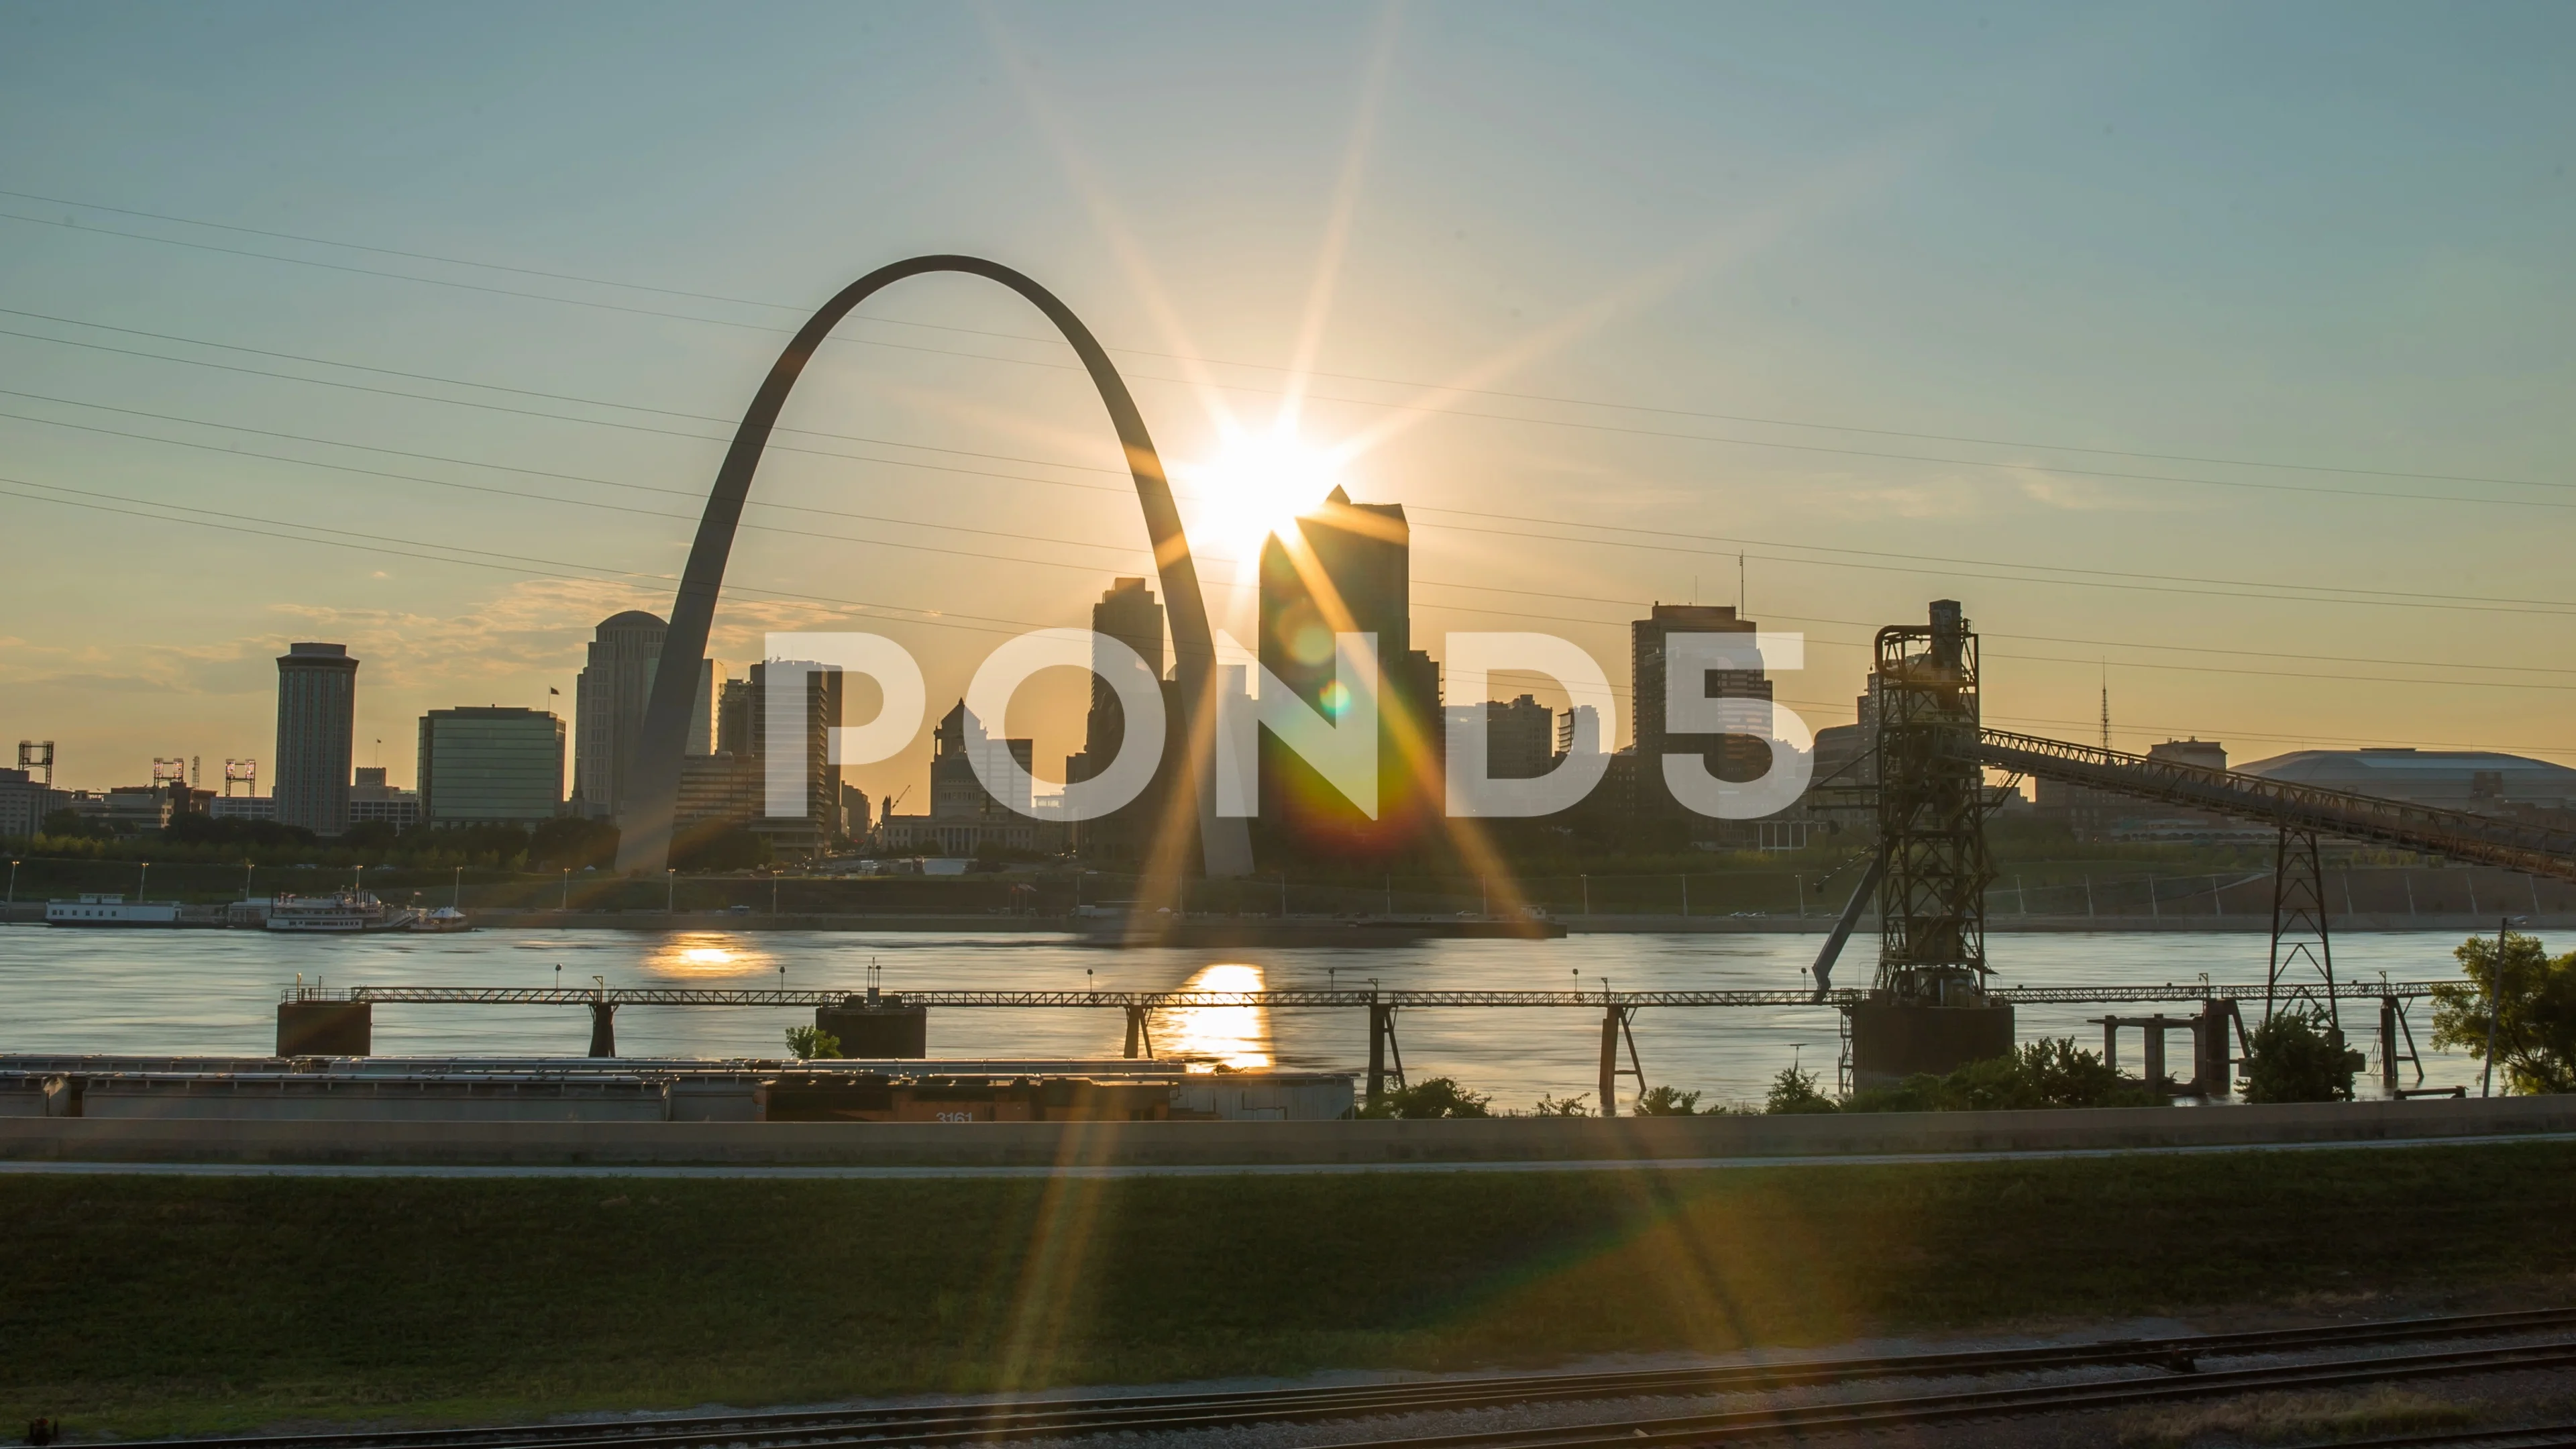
[3,354,2565,615]
[1,210,2564,512]
[1,186,2560,494]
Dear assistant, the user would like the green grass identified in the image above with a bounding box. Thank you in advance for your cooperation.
[10,1142,2576,1437]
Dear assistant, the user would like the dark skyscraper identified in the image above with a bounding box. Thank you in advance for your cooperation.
[574,610,665,823]
[1066,577,1173,863]
[273,641,358,835]
[1631,603,1774,837]
[745,658,843,855]
[1256,487,1440,853]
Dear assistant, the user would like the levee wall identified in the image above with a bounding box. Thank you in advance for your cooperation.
[3,1094,2573,1169]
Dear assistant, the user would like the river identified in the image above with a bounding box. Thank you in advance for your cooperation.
[0,925,2509,1106]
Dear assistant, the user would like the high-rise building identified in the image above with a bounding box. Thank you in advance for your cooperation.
[744,659,843,855]
[1630,604,1776,837]
[0,767,70,838]
[419,706,565,826]
[572,610,665,823]
[716,673,755,755]
[1487,695,1558,780]
[1065,577,1177,863]
[1256,487,1440,853]
[686,658,718,756]
[274,641,359,836]
[1082,578,1163,769]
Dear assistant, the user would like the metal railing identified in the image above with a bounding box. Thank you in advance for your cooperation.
[281,981,2453,1010]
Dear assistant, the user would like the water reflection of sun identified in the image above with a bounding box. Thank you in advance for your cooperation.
[1165,962,1273,1072]
[647,934,771,978]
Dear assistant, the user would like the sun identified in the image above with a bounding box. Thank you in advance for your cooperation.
[1187,426,1349,559]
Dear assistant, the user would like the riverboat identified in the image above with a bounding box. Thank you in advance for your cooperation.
[44,894,183,927]
[263,890,415,933]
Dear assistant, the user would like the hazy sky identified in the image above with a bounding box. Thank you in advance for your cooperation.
[3,1,2570,805]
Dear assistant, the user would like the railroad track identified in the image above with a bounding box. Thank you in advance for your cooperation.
[2303,1429,2576,1449]
[117,1306,2576,1449]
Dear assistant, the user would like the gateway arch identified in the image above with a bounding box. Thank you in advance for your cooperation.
[612,256,1255,880]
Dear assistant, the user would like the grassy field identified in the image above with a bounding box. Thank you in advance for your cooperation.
[10,1142,2576,1437]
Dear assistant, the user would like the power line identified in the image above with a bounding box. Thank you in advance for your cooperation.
[6,407,2572,698]
[7,334,2569,616]
[3,209,2565,513]
[3,186,2561,495]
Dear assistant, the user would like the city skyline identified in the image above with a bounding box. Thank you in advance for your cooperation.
[4,3,2571,809]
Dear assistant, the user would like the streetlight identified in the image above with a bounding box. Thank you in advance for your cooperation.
[2483,915,2529,1098]
[452,865,464,910]
[138,860,150,898]
[6,859,17,906]
[665,868,677,914]
[561,867,570,912]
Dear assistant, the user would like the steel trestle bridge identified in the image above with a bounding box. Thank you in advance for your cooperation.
[284,983,2455,1010]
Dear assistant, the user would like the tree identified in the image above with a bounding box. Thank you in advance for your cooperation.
[2432,930,2576,1095]
[162,815,316,851]
[1633,1085,1703,1116]
[1838,1039,2159,1114]
[1358,1077,1492,1119]
[783,1026,841,1061]
[1530,1092,1591,1116]
[1766,1064,1839,1114]
[38,808,107,841]
[671,824,770,873]
[531,817,619,870]
[2241,1014,2364,1103]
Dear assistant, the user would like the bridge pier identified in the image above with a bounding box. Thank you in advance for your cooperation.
[587,1001,616,1058]
[1365,1002,1403,1106]
[816,997,928,1058]
[277,1002,370,1057]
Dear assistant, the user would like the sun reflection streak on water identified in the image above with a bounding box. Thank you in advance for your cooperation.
[1163,962,1273,1071]
[645,934,775,978]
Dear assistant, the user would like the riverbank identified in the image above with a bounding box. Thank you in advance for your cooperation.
[11,904,2564,934]
[9,1139,2575,1436]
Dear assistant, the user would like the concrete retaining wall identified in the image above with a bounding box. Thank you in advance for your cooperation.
[3,1094,2571,1168]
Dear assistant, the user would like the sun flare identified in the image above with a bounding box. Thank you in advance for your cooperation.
[1187,427,1349,559]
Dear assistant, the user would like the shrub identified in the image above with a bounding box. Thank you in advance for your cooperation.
[1766,1065,1839,1114]
[1358,1077,1492,1119]
[783,1026,842,1061]
[1839,1039,2160,1114]
[2241,1014,2364,1103]
[1530,1092,1591,1116]
[1633,1085,1703,1116]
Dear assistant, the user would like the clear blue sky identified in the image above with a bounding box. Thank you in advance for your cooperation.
[2,1,2569,799]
